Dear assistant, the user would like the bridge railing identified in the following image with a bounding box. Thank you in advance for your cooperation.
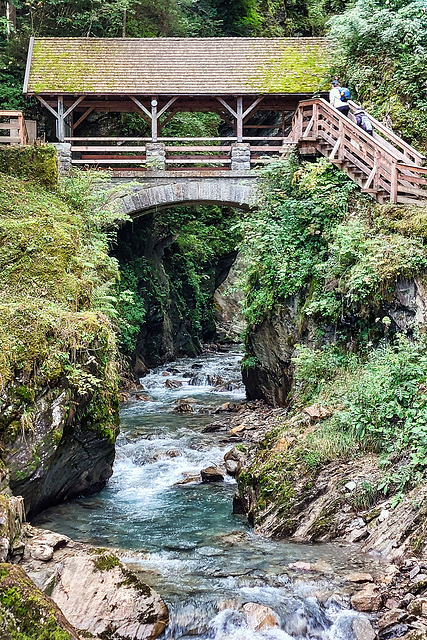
[66,135,291,169]
[0,111,29,145]
[291,98,426,203]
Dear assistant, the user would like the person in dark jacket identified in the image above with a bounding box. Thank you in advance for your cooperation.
[354,107,374,135]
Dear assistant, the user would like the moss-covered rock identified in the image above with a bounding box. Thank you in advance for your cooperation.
[0,563,80,640]
[0,170,120,516]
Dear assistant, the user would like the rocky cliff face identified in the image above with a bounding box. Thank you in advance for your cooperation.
[2,377,118,519]
[243,276,427,407]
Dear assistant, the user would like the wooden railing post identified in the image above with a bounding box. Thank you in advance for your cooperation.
[390,160,398,203]
[312,102,318,138]
[337,117,344,162]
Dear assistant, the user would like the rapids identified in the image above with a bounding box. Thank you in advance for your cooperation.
[33,348,383,640]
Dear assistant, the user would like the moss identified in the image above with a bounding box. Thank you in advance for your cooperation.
[118,568,152,597]
[0,146,58,190]
[0,563,74,640]
[92,550,121,572]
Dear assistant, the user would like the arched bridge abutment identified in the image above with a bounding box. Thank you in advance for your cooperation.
[111,172,258,218]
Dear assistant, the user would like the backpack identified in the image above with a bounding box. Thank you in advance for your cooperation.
[339,87,350,102]
[360,114,373,132]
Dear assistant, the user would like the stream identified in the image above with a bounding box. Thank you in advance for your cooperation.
[33,347,384,640]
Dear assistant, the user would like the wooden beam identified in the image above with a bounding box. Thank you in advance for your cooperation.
[63,96,86,119]
[158,109,178,130]
[216,97,237,119]
[36,95,59,119]
[151,97,158,142]
[129,96,152,120]
[158,97,178,118]
[236,97,243,142]
[57,96,64,142]
[73,107,94,130]
[242,96,264,122]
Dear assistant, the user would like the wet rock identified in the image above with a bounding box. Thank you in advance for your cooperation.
[378,608,407,630]
[189,374,210,386]
[0,495,25,562]
[174,474,200,486]
[351,583,383,611]
[408,597,427,617]
[165,379,182,389]
[242,602,279,631]
[347,572,374,583]
[135,393,153,401]
[201,466,225,483]
[216,402,237,412]
[351,617,376,640]
[173,402,194,413]
[347,527,369,543]
[161,371,172,376]
[119,392,130,402]
[289,561,312,572]
[133,355,148,378]
[166,449,180,458]
[224,447,247,477]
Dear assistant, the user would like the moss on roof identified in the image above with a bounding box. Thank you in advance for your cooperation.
[26,37,331,96]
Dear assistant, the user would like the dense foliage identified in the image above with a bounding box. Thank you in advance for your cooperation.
[0,167,126,445]
[329,0,427,150]
[240,157,356,328]
[114,204,241,358]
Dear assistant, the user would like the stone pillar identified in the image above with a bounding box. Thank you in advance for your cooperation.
[146,142,166,171]
[53,142,72,174]
[231,143,250,171]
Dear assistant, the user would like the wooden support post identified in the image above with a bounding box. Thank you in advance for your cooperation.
[373,147,381,190]
[236,97,243,143]
[337,118,344,162]
[312,102,318,138]
[151,97,158,142]
[57,96,64,142]
[390,160,398,203]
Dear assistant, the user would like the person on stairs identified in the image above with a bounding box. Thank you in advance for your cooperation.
[329,80,350,117]
[354,106,374,136]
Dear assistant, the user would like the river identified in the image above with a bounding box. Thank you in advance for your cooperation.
[33,347,383,640]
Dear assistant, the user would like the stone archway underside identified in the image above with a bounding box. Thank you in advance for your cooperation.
[112,175,257,218]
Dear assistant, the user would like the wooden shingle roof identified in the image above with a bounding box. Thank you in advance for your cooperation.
[24,37,330,96]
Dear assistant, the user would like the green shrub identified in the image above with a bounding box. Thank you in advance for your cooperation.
[0,145,58,189]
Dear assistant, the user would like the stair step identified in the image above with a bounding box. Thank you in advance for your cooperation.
[361,188,379,194]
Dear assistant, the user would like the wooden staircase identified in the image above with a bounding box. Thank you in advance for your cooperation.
[290,99,427,205]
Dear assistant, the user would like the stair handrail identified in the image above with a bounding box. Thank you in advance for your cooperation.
[347,100,424,166]
[294,98,420,167]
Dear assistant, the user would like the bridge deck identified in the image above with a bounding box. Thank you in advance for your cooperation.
[1,98,425,205]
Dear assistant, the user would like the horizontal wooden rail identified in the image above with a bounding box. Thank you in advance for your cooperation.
[0,111,28,145]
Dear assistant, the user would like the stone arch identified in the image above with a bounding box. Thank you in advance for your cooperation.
[113,177,257,218]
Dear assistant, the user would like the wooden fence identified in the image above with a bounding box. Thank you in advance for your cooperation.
[0,111,29,145]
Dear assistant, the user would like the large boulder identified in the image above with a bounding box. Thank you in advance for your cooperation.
[22,528,169,640]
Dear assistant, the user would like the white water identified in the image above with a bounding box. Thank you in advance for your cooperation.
[33,348,382,640]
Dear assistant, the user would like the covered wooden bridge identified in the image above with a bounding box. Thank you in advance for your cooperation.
[18,36,427,205]
[23,36,328,169]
